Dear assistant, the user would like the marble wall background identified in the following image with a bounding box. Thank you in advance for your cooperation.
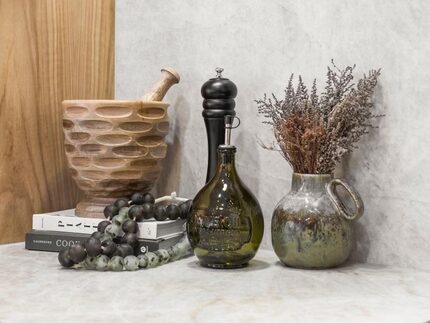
[116,0,430,269]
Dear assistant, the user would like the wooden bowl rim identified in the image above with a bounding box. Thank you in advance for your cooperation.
[62,100,169,107]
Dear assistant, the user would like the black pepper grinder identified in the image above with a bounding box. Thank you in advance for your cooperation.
[201,68,237,183]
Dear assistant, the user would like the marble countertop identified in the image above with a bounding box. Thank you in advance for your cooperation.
[0,243,429,323]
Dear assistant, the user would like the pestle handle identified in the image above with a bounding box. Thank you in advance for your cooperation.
[141,68,180,101]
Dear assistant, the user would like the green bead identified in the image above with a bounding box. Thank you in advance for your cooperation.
[170,245,181,261]
[99,233,113,244]
[167,247,175,260]
[124,255,140,271]
[111,216,120,226]
[118,207,130,217]
[145,252,159,268]
[137,254,148,268]
[108,256,124,271]
[95,255,109,271]
[155,249,170,264]
[83,256,98,270]
[105,223,122,238]
[112,213,129,226]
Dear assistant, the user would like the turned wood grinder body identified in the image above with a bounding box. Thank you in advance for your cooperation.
[201,68,237,183]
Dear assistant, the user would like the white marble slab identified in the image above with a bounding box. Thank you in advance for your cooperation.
[0,244,429,323]
[116,0,430,270]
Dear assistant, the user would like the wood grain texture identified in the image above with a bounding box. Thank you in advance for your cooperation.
[0,0,115,243]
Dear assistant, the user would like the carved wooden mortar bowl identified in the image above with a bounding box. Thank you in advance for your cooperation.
[62,100,169,218]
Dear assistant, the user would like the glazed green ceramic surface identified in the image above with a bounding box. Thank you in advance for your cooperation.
[272,173,360,269]
[187,147,264,269]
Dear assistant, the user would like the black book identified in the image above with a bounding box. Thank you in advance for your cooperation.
[25,230,183,254]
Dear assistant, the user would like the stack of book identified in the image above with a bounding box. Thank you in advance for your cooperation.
[25,196,187,254]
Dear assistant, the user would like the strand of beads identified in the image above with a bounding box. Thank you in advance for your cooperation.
[58,193,193,271]
[103,192,192,222]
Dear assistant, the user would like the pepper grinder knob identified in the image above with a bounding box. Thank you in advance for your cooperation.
[201,68,237,183]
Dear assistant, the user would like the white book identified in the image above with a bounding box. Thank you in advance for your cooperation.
[32,193,188,239]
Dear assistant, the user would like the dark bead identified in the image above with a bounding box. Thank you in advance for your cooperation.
[142,193,155,204]
[117,243,134,257]
[85,237,102,257]
[97,220,111,233]
[179,200,193,219]
[128,205,144,221]
[122,233,139,248]
[114,198,129,209]
[122,219,138,234]
[166,204,180,220]
[101,239,117,257]
[154,204,167,221]
[91,231,104,240]
[68,243,87,264]
[131,192,144,205]
[58,248,75,267]
[113,236,122,244]
[112,248,122,257]
[103,205,119,220]
[142,203,155,220]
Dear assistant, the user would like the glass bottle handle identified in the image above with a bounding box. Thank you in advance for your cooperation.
[326,178,364,221]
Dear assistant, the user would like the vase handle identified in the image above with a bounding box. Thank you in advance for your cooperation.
[327,178,364,221]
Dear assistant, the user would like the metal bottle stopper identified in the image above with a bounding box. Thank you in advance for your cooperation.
[223,115,240,146]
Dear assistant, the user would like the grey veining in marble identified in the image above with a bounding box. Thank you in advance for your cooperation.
[1,243,430,323]
[116,0,430,269]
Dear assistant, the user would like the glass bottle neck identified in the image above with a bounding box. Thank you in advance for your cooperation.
[215,146,237,174]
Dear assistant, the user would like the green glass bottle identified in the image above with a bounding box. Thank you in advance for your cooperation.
[187,117,264,268]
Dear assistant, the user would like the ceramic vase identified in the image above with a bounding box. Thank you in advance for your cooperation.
[271,173,364,268]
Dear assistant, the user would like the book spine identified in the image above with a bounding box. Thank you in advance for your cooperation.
[32,214,100,234]
[25,231,170,254]
[33,214,183,239]
[25,232,88,252]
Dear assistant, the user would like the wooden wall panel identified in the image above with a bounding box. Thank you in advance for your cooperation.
[0,0,115,243]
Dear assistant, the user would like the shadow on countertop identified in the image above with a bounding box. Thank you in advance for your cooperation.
[187,259,271,272]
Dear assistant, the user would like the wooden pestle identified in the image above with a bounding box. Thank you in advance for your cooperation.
[141,68,180,101]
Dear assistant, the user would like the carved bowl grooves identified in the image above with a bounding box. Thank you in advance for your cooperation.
[156,121,169,133]
[112,146,148,157]
[80,170,106,180]
[96,134,131,146]
[79,120,113,131]
[63,119,74,130]
[136,135,164,147]
[62,100,170,200]
[119,122,153,133]
[80,144,107,154]
[150,144,167,158]
[137,107,166,119]
[94,158,126,168]
[95,106,133,118]
[65,106,88,116]
[65,144,76,154]
[69,132,90,142]
[71,157,91,168]
[111,170,143,180]
[130,159,158,167]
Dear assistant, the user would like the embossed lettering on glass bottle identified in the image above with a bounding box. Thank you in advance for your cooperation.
[187,116,264,268]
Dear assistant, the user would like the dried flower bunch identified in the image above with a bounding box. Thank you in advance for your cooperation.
[256,61,381,174]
